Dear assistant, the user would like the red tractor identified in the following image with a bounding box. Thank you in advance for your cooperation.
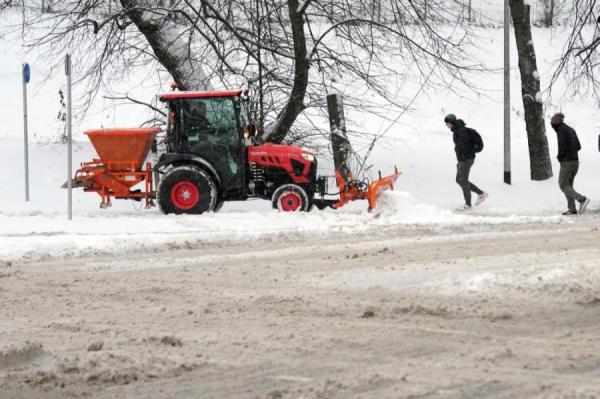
[70,89,400,214]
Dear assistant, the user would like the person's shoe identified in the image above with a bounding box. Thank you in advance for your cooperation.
[455,205,473,212]
[579,197,590,215]
[475,192,489,206]
[562,210,578,216]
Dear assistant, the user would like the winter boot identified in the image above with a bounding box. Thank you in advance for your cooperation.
[475,192,489,206]
[562,210,578,216]
[579,197,590,215]
[455,205,473,212]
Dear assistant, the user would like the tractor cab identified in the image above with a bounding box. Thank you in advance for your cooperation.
[158,90,251,197]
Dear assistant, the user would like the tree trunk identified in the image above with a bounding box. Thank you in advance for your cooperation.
[468,0,472,23]
[261,0,310,144]
[120,0,213,91]
[372,0,382,23]
[543,0,554,27]
[327,93,352,184]
[509,0,553,180]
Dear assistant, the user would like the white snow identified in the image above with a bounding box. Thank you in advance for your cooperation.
[535,91,543,102]
[0,137,567,262]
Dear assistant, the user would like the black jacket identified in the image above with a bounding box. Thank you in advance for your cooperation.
[552,122,581,163]
[452,119,475,162]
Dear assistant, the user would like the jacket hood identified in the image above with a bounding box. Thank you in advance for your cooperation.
[452,119,466,131]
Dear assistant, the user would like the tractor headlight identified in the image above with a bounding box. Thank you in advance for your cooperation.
[301,152,315,162]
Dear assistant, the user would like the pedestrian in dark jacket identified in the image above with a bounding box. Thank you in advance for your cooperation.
[551,112,590,215]
[444,114,488,211]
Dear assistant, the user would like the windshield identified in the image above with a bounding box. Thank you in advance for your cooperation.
[181,98,237,142]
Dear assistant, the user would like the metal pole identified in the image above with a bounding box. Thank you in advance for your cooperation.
[22,64,29,201]
[504,0,511,185]
[66,54,73,220]
[256,0,264,129]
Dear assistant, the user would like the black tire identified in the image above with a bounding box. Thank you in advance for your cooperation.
[157,166,217,215]
[271,184,310,212]
[213,198,225,212]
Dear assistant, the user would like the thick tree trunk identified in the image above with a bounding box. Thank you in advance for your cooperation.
[261,0,310,144]
[543,0,554,27]
[509,0,553,181]
[327,93,352,183]
[120,0,213,91]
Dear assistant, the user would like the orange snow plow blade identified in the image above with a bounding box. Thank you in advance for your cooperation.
[366,171,402,211]
[332,169,402,211]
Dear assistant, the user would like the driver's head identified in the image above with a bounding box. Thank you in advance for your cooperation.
[189,101,207,117]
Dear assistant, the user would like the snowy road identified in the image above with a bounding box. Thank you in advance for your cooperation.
[2,219,600,398]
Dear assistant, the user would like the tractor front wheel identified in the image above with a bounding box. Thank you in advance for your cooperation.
[157,166,217,215]
[272,184,311,212]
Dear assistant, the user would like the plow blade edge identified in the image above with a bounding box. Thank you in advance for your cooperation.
[367,172,402,211]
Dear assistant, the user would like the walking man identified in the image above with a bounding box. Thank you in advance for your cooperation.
[444,114,488,211]
[551,112,590,215]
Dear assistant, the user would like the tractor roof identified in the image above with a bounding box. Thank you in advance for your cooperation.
[159,89,245,102]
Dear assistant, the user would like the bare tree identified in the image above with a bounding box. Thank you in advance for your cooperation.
[1,0,482,148]
[551,0,600,98]
[119,0,213,91]
[510,0,553,180]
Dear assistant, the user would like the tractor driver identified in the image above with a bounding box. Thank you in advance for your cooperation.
[185,101,214,140]
[183,99,239,185]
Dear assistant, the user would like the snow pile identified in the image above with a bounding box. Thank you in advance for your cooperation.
[374,191,474,224]
[372,191,564,225]
[427,260,595,297]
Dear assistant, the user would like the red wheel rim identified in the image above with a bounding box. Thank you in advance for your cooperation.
[279,192,302,212]
[171,181,200,210]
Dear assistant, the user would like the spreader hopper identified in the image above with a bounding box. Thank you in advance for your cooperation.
[86,128,160,172]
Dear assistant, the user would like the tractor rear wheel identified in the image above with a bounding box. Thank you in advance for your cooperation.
[272,184,310,212]
[157,166,217,215]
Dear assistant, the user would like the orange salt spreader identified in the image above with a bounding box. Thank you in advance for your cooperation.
[67,128,161,208]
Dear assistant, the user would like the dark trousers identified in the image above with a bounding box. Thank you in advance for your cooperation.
[559,161,585,211]
[456,158,483,206]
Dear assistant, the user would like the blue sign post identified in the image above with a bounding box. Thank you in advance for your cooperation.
[23,63,31,83]
[22,63,31,201]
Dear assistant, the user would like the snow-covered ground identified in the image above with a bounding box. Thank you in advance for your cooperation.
[1,20,599,262]
[3,223,600,398]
